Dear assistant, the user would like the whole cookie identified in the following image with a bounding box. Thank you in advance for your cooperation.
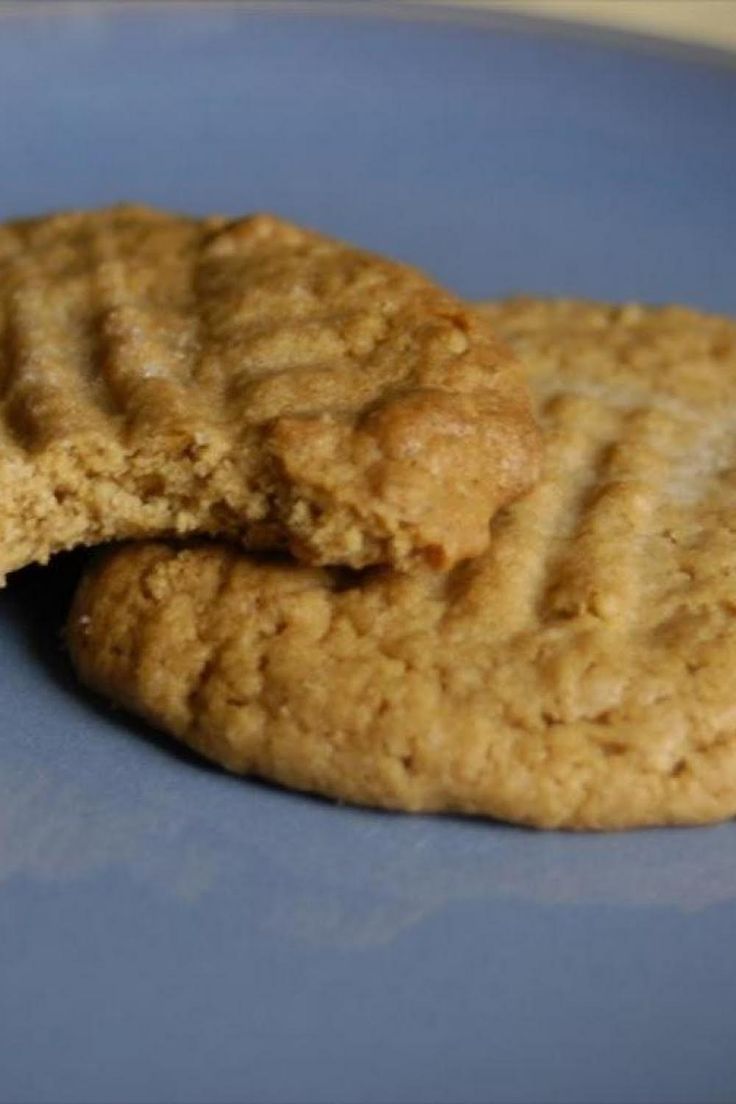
[0,206,539,580]
[69,298,736,830]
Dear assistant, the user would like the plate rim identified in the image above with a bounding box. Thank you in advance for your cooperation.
[1,0,736,74]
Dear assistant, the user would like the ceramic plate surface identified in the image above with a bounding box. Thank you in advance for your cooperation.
[1,5,735,1102]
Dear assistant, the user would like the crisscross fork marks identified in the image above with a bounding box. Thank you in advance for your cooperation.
[0,238,110,447]
[89,220,214,439]
[540,404,692,626]
[444,391,618,637]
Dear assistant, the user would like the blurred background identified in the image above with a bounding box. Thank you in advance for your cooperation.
[439,0,736,49]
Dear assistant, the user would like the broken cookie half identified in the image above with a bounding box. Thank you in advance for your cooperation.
[0,205,540,581]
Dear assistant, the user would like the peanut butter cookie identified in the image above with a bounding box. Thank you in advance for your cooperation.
[0,206,539,580]
[68,298,736,829]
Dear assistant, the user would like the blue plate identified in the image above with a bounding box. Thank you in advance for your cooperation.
[1,5,736,1102]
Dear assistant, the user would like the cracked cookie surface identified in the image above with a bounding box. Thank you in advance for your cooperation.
[68,298,736,829]
[0,205,539,580]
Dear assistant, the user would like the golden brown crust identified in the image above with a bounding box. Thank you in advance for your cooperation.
[0,205,539,579]
[68,297,736,830]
